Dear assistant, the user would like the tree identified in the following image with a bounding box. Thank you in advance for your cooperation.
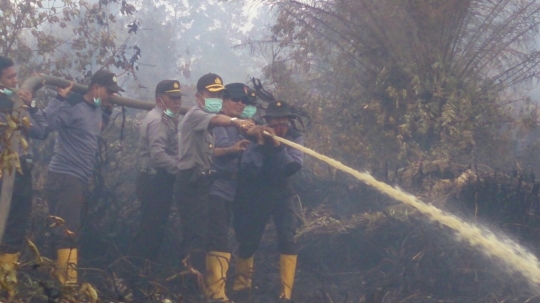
[1,0,139,79]
[254,0,540,172]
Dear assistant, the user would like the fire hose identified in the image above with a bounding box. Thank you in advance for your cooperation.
[0,75,190,242]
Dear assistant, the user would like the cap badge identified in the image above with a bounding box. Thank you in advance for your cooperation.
[174,82,179,89]
[243,86,249,94]
[112,76,117,82]
[276,102,281,107]
[215,78,222,85]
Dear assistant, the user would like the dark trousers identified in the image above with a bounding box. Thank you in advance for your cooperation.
[0,161,33,253]
[233,185,301,259]
[174,169,212,259]
[45,171,88,249]
[207,194,232,252]
[129,171,175,264]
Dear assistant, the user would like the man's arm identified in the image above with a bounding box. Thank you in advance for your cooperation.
[27,109,48,140]
[212,126,250,157]
[43,95,72,132]
[209,114,254,130]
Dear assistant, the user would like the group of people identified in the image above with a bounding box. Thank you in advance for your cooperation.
[0,55,305,303]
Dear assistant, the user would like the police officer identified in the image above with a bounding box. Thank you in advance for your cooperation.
[232,100,304,302]
[0,56,48,298]
[173,73,254,302]
[44,70,124,286]
[129,80,182,265]
[206,83,258,301]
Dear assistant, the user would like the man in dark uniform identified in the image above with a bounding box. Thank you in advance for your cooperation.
[232,100,304,302]
[173,73,254,302]
[44,70,124,286]
[0,56,48,298]
[206,83,257,301]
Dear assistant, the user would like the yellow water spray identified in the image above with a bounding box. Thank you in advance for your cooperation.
[266,132,540,292]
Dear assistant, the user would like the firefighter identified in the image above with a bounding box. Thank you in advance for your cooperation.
[130,80,182,264]
[232,100,304,301]
[0,55,48,298]
[206,82,258,301]
[44,70,124,286]
[173,73,254,302]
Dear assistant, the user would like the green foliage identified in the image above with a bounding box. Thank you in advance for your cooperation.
[0,0,139,79]
[254,0,540,173]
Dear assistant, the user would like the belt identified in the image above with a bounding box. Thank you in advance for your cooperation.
[140,166,158,175]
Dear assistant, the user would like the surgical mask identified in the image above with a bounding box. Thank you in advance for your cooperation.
[203,98,222,113]
[93,97,102,107]
[0,88,13,96]
[158,97,178,118]
[164,108,176,117]
[240,105,257,119]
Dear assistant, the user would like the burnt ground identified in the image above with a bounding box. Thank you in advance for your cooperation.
[5,119,540,303]
[5,164,540,303]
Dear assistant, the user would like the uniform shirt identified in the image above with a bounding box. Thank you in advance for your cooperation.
[138,106,180,174]
[44,93,110,183]
[177,105,216,171]
[240,129,304,193]
[0,93,48,158]
[209,125,242,201]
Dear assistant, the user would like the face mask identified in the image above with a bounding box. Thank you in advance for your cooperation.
[93,97,102,107]
[164,108,176,118]
[240,105,257,119]
[0,88,13,96]
[158,97,178,118]
[203,98,222,113]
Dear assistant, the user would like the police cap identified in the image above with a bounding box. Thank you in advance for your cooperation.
[197,73,225,92]
[155,80,183,97]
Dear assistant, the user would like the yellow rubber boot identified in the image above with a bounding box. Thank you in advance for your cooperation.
[278,254,297,300]
[232,256,253,291]
[204,251,231,302]
[0,253,20,297]
[55,248,78,286]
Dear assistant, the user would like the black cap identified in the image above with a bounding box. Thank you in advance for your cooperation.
[155,80,183,97]
[264,101,296,118]
[197,73,225,92]
[223,83,252,103]
[89,70,125,92]
[246,87,258,104]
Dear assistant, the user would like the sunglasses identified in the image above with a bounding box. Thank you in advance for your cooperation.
[230,98,249,105]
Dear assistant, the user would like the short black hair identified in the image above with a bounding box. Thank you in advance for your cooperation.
[0,56,14,76]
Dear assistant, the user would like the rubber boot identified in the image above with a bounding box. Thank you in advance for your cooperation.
[55,248,78,286]
[278,254,297,301]
[0,253,20,298]
[232,256,253,292]
[205,251,231,302]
